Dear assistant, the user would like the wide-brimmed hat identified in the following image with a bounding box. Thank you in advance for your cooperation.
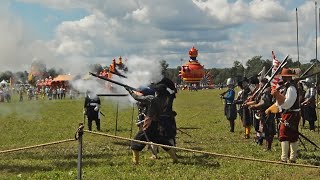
[280,68,295,76]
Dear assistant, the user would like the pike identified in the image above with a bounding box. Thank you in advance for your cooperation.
[89,72,138,91]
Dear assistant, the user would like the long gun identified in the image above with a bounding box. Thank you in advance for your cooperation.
[109,70,127,78]
[89,72,138,91]
[300,62,317,77]
[252,55,289,101]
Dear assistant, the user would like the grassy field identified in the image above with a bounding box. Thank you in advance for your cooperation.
[1,89,320,179]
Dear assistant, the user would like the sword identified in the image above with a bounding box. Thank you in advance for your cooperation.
[177,128,192,137]
[100,111,106,117]
[282,122,320,149]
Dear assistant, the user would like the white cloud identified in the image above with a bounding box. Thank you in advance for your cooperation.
[4,0,320,75]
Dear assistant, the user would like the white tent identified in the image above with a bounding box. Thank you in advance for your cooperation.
[0,80,8,86]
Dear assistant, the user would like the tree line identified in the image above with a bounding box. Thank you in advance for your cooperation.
[1,56,319,85]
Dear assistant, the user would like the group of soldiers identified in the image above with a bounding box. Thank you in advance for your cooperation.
[222,68,317,163]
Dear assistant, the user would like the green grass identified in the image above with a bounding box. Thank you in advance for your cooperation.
[1,89,320,179]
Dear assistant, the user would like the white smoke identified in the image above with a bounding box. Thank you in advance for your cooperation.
[69,55,163,107]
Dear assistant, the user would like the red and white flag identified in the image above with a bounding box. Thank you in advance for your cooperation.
[271,51,281,90]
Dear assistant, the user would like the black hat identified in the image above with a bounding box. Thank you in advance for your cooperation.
[249,75,259,85]
[157,77,177,93]
[154,84,170,96]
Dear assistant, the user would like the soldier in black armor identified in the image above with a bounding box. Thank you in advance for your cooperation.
[83,90,101,131]
[127,83,178,165]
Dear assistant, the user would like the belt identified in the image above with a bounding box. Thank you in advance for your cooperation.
[283,109,300,112]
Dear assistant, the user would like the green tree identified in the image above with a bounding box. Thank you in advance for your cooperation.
[160,60,169,76]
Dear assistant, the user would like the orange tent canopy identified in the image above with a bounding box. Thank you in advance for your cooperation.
[52,75,74,82]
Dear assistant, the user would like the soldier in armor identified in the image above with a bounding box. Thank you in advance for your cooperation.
[127,84,178,165]
[271,68,300,163]
[221,78,237,132]
[83,90,101,131]
[301,78,317,131]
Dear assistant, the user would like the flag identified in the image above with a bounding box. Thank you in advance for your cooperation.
[271,51,281,90]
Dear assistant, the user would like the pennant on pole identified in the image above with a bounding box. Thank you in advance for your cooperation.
[271,51,282,90]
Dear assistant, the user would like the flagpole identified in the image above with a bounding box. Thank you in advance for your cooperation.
[296,8,300,67]
[316,1,319,134]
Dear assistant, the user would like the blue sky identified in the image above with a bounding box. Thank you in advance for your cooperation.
[1,0,320,72]
[9,1,88,39]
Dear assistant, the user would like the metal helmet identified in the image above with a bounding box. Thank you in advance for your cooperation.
[305,78,314,84]
[226,78,234,86]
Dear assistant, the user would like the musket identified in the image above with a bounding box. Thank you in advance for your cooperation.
[89,72,138,91]
[300,62,317,77]
[255,55,289,98]
[264,65,273,77]
[109,71,127,78]
[97,94,128,97]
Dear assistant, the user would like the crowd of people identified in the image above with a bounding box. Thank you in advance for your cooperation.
[221,68,317,163]
[0,84,81,102]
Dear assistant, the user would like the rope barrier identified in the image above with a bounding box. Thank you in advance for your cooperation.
[84,130,320,169]
[0,139,76,154]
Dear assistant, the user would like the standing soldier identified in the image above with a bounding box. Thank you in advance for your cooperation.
[248,78,276,150]
[235,78,252,139]
[83,90,101,131]
[127,84,178,165]
[271,68,300,163]
[221,78,237,132]
[301,78,317,131]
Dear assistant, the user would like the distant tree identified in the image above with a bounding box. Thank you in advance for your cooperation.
[160,60,169,76]
[0,71,13,81]
[231,60,244,77]
[245,56,265,77]
[14,71,28,83]
[47,68,58,78]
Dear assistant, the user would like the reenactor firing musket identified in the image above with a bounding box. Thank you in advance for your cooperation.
[89,72,138,91]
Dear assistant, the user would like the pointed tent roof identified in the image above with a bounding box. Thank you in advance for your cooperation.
[52,75,75,82]
[0,80,8,85]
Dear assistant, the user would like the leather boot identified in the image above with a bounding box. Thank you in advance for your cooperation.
[132,150,139,165]
[166,149,178,163]
[230,120,235,132]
